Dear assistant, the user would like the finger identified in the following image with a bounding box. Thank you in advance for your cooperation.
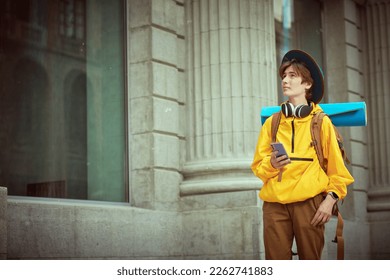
[311,212,321,226]
[270,152,278,168]
[317,214,331,226]
[276,154,288,160]
[277,156,291,167]
[311,210,329,226]
[271,153,284,168]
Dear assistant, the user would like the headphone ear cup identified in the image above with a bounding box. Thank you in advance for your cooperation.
[295,104,313,118]
[281,102,295,117]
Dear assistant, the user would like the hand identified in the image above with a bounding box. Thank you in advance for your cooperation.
[310,195,337,226]
[270,151,291,169]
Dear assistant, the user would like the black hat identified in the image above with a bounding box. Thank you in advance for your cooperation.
[282,49,324,104]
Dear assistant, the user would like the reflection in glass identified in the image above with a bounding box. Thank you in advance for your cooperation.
[0,0,126,202]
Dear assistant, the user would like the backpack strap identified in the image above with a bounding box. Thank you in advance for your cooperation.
[334,127,351,165]
[311,112,345,260]
[270,112,284,181]
[332,204,345,260]
[311,112,350,170]
[271,112,281,143]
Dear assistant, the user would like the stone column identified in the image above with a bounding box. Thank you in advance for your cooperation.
[181,0,277,195]
[0,187,7,259]
[128,0,185,210]
[363,0,390,211]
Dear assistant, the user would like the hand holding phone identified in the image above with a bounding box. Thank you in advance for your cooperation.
[270,142,290,177]
[271,142,289,159]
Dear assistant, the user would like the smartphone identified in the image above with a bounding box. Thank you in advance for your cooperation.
[271,142,289,158]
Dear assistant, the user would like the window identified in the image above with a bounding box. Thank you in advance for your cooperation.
[274,0,325,103]
[0,0,127,202]
[59,0,85,39]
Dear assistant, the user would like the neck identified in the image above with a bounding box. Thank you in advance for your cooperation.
[288,96,308,106]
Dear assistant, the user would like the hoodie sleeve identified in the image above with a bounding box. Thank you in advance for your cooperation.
[251,117,280,183]
[321,116,354,199]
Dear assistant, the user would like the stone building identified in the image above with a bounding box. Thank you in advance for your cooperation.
[0,0,389,259]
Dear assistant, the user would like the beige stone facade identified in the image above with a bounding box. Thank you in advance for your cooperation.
[1,0,389,259]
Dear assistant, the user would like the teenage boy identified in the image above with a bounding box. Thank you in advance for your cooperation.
[251,50,354,260]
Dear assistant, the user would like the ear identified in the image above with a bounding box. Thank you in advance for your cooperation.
[305,82,312,90]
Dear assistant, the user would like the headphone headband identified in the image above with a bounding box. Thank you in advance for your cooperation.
[281,102,313,118]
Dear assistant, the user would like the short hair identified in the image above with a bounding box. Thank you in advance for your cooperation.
[279,59,314,102]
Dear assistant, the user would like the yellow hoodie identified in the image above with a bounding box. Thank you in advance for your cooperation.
[251,104,354,204]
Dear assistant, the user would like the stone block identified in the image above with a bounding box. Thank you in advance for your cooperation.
[350,141,367,168]
[176,3,185,37]
[180,190,259,211]
[153,97,179,134]
[352,187,369,220]
[152,0,177,31]
[152,62,178,100]
[177,37,185,71]
[130,27,151,63]
[130,97,153,134]
[348,91,364,102]
[345,21,358,47]
[344,0,358,24]
[130,169,155,208]
[220,208,260,256]
[131,133,153,169]
[129,62,152,98]
[154,169,181,203]
[350,125,368,144]
[369,221,390,259]
[182,211,222,256]
[0,187,7,259]
[346,44,361,71]
[153,133,180,170]
[129,0,152,28]
[325,218,370,259]
[6,202,76,258]
[178,103,186,138]
[7,199,183,259]
[351,165,369,192]
[177,71,185,104]
[182,206,261,259]
[152,27,177,66]
[347,68,362,95]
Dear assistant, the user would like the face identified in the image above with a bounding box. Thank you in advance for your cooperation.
[281,65,312,102]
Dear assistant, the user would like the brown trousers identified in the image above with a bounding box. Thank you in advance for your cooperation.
[262,194,325,260]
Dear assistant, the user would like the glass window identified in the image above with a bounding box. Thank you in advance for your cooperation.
[0,0,127,202]
[274,0,325,103]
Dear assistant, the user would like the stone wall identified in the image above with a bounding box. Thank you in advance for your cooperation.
[7,197,183,259]
[4,0,390,260]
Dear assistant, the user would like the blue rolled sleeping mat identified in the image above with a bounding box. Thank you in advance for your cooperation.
[260,102,367,127]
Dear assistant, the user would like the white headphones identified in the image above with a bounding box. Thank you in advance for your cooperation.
[281,102,313,118]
